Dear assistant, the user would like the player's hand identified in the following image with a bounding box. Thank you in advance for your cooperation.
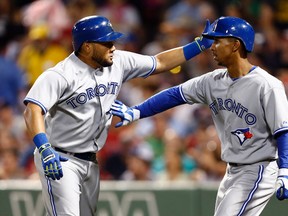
[110,100,140,128]
[39,143,68,180]
[195,20,214,51]
[276,168,288,200]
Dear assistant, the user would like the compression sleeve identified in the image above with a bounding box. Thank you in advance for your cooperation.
[134,86,186,119]
[277,131,288,168]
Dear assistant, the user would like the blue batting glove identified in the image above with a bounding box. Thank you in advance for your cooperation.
[276,168,288,200]
[195,20,214,51]
[183,20,214,60]
[39,143,68,180]
[110,100,140,128]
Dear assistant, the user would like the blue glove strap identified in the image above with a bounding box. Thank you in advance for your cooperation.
[134,86,186,118]
[276,131,288,168]
[183,41,202,61]
[33,133,49,149]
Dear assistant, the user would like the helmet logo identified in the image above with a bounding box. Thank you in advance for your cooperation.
[212,20,218,32]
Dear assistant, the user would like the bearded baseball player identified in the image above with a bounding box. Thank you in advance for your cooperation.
[23,15,213,215]
[111,16,288,216]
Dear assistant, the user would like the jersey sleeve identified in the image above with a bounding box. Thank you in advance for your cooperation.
[116,50,156,81]
[180,75,208,104]
[23,70,68,114]
[263,86,288,136]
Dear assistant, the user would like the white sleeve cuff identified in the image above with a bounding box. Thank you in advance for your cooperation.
[278,168,288,176]
[134,109,140,121]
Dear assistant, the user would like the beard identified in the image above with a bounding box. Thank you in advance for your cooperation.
[92,55,113,67]
[91,47,114,67]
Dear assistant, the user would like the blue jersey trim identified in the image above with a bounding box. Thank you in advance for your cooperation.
[24,97,47,114]
[143,56,157,78]
[46,177,58,216]
[237,165,264,216]
[179,85,188,103]
[274,127,288,136]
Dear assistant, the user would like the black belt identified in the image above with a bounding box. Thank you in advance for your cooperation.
[54,147,97,164]
[228,159,276,167]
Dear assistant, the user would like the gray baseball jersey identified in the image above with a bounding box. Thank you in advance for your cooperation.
[24,50,156,216]
[24,50,156,153]
[180,66,288,164]
[179,66,288,215]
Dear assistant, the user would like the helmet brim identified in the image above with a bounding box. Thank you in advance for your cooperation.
[96,32,124,42]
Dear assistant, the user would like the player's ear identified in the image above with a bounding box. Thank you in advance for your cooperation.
[232,39,241,52]
[78,42,93,56]
[83,42,92,52]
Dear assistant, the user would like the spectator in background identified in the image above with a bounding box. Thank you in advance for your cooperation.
[97,0,143,52]
[17,23,69,87]
[0,0,28,61]
[22,0,71,40]
[1,0,288,183]
[0,148,25,179]
[161,0,217,45]
[99,121,132,180]
[0,53,27,110]
[65,0,98,25]
[263,0,288,31]
[0,128,25,179]
[0,23,27,111]
[186,111,226,181]
[154,130,196,182]
[121,141,154,181]
[130,0,167,43]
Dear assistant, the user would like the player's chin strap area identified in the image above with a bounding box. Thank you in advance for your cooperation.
[54,147,98,164]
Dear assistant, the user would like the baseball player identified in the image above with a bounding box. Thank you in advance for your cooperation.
[23,15,213,216]
[111,16,288,216]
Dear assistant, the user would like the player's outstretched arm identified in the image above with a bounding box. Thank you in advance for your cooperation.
[23,103,68,180]
[111,86,186,127]
[153,19,214,74]
[110,100,140,128]
[275,131,288,200]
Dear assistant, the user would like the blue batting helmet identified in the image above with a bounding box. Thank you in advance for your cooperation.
[72,16,124,52]
[202,16,255,52]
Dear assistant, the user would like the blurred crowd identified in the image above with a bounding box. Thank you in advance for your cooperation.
[1,0,288,182]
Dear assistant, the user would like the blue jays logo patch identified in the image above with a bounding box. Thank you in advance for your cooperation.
[231,128,253,145]
[212,20,218,32]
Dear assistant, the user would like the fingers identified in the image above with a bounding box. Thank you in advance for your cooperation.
[44,160,64,180]
[115,121,123,128]
[276,179,288,200]
[277,186,285,200]
[60,155,69,162]
[111,110,124,118]
[114,100,123,105]
[111,103,124,112]
[203,19,211,32]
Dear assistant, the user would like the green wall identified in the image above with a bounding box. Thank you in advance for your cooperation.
[0,180,288,216]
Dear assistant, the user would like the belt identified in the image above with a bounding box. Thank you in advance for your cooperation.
[54,147,97,164]
[228,159,276,167]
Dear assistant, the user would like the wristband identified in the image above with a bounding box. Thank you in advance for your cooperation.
[276,131,288,168]
[183,41,202,61]
[33,133,49,149]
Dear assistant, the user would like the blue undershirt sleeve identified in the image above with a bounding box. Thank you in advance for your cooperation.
[276,131,288,168]
[133,86,186,119]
